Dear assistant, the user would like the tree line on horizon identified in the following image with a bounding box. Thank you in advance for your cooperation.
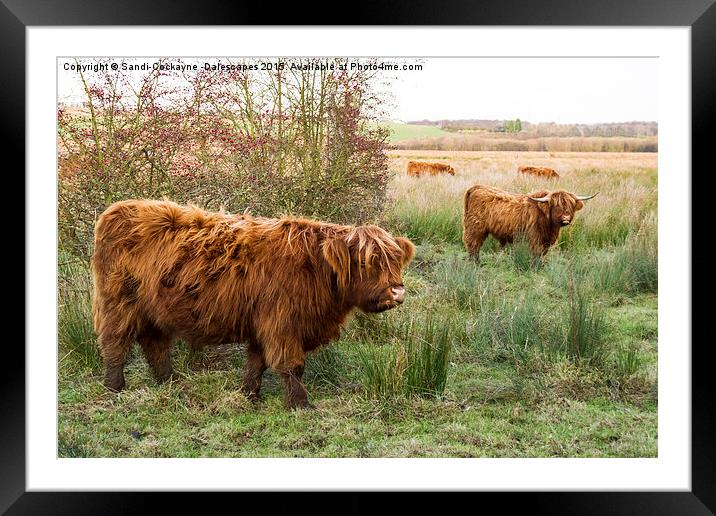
[407,119,657,138]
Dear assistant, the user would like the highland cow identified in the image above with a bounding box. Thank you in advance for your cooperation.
[462,184,597,261]
[517,165,560,179]
[407,161,455,177]
[92,199,415,410]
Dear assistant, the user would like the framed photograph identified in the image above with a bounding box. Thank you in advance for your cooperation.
[12,0,713,512]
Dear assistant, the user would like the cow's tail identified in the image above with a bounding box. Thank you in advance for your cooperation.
[91,229,106,335]
[91,273,103,335]
[463,187,473,220]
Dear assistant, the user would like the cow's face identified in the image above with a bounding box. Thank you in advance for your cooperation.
[448,166,456,175]
[549,192,583,226]
[322,227,415,313]
[529,191,597,226]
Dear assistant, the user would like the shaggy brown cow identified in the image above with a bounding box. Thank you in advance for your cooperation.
[462,184,597,260]
[407,161,455,177]
[517,165,560,179]
[92,199,415,410]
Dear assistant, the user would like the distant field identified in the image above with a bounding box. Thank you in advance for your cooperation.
[386,149,658,169]
[379,122,656,152]
[380,122,453,143]
[394,134,658,153]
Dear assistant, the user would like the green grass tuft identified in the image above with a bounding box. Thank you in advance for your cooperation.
[403,314,453,397]
[58,257,102,373]
[614,342,644,378]
[562,279,609,367]
[355,313,453,400]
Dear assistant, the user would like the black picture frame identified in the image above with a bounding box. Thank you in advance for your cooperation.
[9,0,714,513]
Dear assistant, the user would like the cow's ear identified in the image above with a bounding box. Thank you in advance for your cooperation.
[529,190,549,199]
[395,237,416,266]
[322,237,351,288]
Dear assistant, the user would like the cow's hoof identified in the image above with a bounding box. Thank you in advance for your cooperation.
[246,394,262,406]
[288,400,315,411]
[240,386,262,405]
[104,380,125,393]
[155,372,176,385]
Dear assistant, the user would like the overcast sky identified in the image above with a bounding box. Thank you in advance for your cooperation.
[58,57,657,125]
[387,57,657,124]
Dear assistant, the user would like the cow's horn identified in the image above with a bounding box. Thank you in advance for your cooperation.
[575,193,598,201]
[528,195,550,203]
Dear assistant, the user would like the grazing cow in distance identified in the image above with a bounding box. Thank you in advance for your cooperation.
[92,199,415,410]
[407,161,456,177]
[462,184,597,261]
[518,165,560,179]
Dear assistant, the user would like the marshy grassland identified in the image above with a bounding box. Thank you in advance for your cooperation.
[58,150,658,458]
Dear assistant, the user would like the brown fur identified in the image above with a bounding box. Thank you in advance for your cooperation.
[406,161,455,177]
[91,199,416,409]
[517,165,560,178]
[462,184,586,260]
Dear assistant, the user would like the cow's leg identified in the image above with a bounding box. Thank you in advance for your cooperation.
[464,227,488,263]
[137,324,174,385]
[99,331,133,393]
[271,350,312,410]
[528,233,549,258]
[257,322,312,410]
[241,342,267,403]
[279,362,312,410]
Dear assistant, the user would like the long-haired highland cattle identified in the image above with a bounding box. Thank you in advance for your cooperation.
[517,165,560,179]
[406,161,455,177]
[92,199,415,410]
[462,184,597,261]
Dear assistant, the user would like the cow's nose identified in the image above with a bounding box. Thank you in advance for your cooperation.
[391,286,406,304]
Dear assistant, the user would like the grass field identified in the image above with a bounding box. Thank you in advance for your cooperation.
[58,150,658,458]
[380,121,453,143]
